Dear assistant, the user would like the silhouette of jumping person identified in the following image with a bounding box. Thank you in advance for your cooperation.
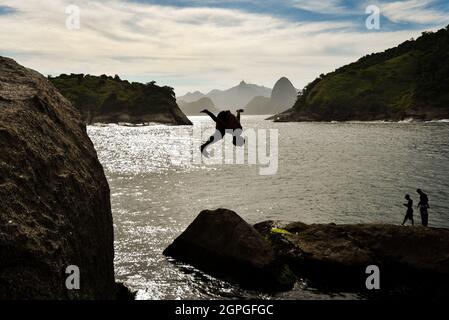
[402,194,414,226]
[417,189,430,227]
[200,109,245,157]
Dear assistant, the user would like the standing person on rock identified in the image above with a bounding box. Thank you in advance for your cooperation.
[402,194,414,226]
[417,189,430,227]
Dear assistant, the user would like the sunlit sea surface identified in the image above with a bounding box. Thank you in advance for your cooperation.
[87,116,449,300]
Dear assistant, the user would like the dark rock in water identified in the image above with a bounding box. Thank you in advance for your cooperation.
[255,221,449,292]
[163,209,296,291]
[0,56,115,299]
[165,209,449,296]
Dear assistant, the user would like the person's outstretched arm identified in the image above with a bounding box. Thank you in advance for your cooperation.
[236,109,244,122]
[200,109,218,123]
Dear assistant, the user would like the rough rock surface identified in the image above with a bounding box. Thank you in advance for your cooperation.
[0,56,115,299]
[255,221,449,290]
[167,208,449,296]
[163,209,295,291]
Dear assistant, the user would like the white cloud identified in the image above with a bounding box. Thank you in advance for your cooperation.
[289,0,347,14]
[381,0,448,24]
[0,0,438,95]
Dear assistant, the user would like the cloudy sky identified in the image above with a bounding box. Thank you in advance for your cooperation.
[1,0,448,96]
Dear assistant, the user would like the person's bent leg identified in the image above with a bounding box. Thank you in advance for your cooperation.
[201,130,223,156]
[232,130,246,147]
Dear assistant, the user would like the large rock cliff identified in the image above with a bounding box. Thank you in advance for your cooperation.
[0,57,116,299]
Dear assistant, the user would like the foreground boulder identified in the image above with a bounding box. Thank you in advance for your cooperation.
[256,221,449,292]
[163,209,295,291]
[0,57,115,299]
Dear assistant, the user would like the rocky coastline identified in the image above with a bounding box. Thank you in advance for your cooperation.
[269,107,449,122]
[165,209,449,297]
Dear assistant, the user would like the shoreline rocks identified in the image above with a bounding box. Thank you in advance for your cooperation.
[90,109,192,126]
[268,108,449,122]
[256,221,449,292]
[166,209,449,294]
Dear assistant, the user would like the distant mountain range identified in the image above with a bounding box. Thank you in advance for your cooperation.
[178,97,220,115]
[178,91,207,103]
[272,25,449,122]
[178,81,271,110]
[178,78,298,115]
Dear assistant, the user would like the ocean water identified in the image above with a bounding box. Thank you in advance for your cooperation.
[87,115,449,300]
